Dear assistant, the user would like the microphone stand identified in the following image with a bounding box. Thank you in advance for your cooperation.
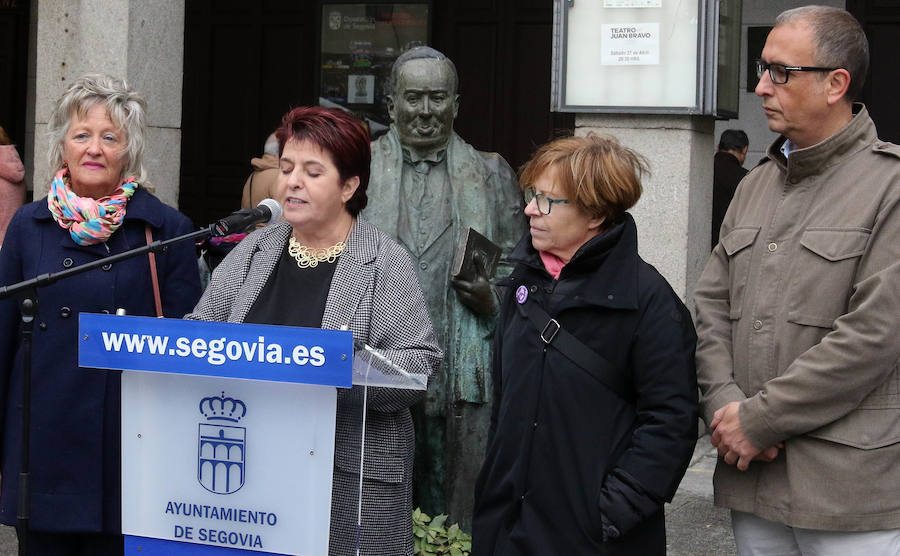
[0,225,215,556]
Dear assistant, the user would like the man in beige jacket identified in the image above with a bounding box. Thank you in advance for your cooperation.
[695,6,900,554]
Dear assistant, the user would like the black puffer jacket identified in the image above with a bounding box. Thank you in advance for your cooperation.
[472,214,698,555]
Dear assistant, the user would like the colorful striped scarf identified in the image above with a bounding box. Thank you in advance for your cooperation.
[47,168,138,246]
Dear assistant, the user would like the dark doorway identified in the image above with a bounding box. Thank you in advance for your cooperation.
[180,1,318,227]
[181,0,571,226]
[848,1,900,143]
[0,0,30,161]
[431,0,574,172]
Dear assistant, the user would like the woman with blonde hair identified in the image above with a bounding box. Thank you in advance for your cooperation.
[473,134,698,555]
[0,74,201,554]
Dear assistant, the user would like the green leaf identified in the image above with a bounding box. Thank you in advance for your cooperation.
[431,514,448,529]
[412,509,472,555]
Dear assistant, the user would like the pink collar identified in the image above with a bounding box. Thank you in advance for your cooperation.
[539,250,566,280]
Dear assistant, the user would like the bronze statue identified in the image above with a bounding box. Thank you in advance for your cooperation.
[364,46,525,529]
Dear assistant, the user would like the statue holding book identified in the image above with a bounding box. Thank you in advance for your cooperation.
[363,46,525,528]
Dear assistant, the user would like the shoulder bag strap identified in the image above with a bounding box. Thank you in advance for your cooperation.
[517,299,632,402]
[145,224,164,317]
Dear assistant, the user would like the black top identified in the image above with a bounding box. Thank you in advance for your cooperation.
[244,240,338,327]
[712,150,749,248]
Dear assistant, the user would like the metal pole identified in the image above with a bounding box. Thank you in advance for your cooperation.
[16,296,36,556]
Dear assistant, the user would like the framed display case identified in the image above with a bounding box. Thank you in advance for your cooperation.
[713,0,742,118]
[318,1,430,135]
[551,0,742,117]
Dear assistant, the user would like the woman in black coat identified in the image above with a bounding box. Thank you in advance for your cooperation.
[472,135,698,555]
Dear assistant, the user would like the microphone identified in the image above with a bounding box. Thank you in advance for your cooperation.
[211,198,282,236]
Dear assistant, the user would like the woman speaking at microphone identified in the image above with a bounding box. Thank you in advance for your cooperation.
[0,73,201,554]
[188,106,441,556]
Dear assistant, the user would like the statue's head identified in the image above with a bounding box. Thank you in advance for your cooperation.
[387,46,460,155]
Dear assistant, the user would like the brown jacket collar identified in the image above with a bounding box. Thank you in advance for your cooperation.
[767,104,876,183]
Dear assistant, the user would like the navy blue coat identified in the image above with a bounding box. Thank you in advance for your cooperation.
[0,188,201,533]
[472,214,698,555]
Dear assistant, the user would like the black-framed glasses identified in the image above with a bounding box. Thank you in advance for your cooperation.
[755,59,838,85]
[523,187,569,215]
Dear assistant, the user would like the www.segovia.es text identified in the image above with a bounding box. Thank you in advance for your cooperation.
[101,332,326,367]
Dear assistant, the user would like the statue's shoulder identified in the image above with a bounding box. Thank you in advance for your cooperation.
[370,130,399,159]
[477,150,516,182]
[472,148,521,212]
[448,133,515,181]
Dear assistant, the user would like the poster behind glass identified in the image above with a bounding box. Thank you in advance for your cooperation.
[562,0,700,110]
[320,3,429,136]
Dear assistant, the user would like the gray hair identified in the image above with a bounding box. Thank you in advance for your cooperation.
[775,6,869,101]
[47,73,148,182]
[263,132,279,157]
[388,46,458,97]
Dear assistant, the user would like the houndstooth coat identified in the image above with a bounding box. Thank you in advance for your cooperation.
[187,216,442,555]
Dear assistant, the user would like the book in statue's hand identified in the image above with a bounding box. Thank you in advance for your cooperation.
[451,227,501,281]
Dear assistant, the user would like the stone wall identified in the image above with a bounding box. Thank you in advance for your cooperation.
[576,114,715,307]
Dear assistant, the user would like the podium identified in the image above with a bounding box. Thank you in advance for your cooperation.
[78,313,424,556]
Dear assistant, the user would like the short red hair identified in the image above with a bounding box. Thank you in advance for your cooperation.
[275,106,371,216]
[519,134,647,224]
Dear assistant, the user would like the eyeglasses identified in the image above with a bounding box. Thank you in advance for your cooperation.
[755,59,838,85]
[523,187,569,215]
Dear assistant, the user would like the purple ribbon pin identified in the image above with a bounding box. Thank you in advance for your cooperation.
[516,285,528,304]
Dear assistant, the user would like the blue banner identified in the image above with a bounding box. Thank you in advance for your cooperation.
[79,314,353,388]
[125,535,289,556]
